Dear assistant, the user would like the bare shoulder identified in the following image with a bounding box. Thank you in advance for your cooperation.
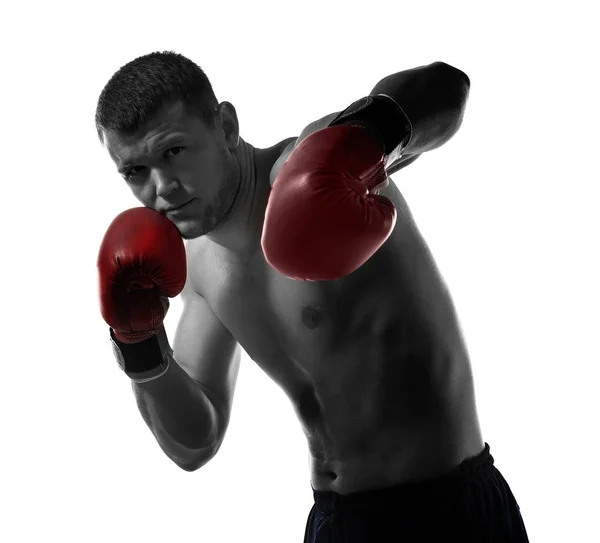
[182,237,214,294]
[268,111,341,186]
[184,236,208,268]
[295,111,341,145]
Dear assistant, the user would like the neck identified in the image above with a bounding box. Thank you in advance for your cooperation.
[205,138,269,256]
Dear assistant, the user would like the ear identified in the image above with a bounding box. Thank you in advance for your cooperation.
[215,101,240,149]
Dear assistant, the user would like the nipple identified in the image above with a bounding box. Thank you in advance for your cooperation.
[301,305,324,330]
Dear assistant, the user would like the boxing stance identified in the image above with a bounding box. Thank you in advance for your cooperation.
[96,52,529,541]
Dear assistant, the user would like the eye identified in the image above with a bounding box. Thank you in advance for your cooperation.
[125,166,145,180]
[165,146,185,158]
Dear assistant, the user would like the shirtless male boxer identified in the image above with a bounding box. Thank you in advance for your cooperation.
[96,51,529,541]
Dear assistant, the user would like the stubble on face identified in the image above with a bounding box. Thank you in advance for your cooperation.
[177,142,241,240]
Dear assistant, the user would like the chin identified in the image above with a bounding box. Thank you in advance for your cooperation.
[168,219,206,240]
[181,225,210,240]
[169,192,235,240]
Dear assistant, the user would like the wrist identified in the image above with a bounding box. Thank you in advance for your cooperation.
[328,95,412,157]
[109,326,172,383]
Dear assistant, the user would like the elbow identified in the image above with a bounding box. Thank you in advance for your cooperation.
[434,61,470,90]
[172,447,217,472]
[433,60,471,92]
[176,457,209,472]
[175,459,200,472]
[455,66,470,93]
[174,431,226,472]
[161,436,220,472]
[436,62,471,122]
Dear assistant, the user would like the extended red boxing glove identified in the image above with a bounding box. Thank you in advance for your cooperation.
[261,124,396,281]
[97,207,186,343]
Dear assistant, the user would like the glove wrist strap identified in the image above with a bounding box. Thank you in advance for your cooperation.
[109,326,171,384]
[328,94,412,158]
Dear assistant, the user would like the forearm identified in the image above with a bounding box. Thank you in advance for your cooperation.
[130,330,219,470]
[370,61,470,155]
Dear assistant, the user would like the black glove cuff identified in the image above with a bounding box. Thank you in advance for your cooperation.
[328,94,412,156]
[109,328,171,383]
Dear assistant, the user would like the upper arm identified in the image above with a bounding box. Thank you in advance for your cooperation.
[172,270,241,446]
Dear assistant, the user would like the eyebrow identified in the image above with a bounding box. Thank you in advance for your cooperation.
[117,135,187,174]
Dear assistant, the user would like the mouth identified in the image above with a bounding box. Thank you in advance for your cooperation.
[166,199,195,215]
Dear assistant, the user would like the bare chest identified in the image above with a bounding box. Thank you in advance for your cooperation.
[186,229,484,491]
[191,236,461,420]
[197,245,363,386]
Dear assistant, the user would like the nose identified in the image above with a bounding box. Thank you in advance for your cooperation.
[151,169,179,198]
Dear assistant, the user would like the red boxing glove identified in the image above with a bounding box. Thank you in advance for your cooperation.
[97,207,186,343]
[261,125,396,281]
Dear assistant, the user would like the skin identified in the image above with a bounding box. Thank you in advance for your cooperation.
[102,97,484,495]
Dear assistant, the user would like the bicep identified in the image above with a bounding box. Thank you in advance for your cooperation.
[173,281,241,436]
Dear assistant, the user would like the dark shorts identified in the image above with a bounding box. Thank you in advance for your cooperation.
[304,443,529,542]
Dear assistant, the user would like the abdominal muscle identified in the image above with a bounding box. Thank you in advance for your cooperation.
[299,350,484,495]
[307,408,484,495]
[201,248,486,496]
[192,151,485,495]
[276,281,485,495]
[204,251,486,496]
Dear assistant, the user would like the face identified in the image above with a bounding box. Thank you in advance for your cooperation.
[102,102,240,240]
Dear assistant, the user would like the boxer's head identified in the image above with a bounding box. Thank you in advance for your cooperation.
[96,51,242,240]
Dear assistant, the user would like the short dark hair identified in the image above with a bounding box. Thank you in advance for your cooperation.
[95,51,218,139]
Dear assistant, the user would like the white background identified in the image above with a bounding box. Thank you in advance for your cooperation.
[2,1,598,541]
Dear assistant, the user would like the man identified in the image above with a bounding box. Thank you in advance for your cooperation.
[96,51,529,541]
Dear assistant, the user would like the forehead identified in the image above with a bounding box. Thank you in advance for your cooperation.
[102,102,209,167]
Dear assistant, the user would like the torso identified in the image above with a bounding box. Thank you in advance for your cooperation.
[188,136,484,495]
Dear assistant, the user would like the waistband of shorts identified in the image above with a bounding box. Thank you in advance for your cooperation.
[311,442,494,513]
